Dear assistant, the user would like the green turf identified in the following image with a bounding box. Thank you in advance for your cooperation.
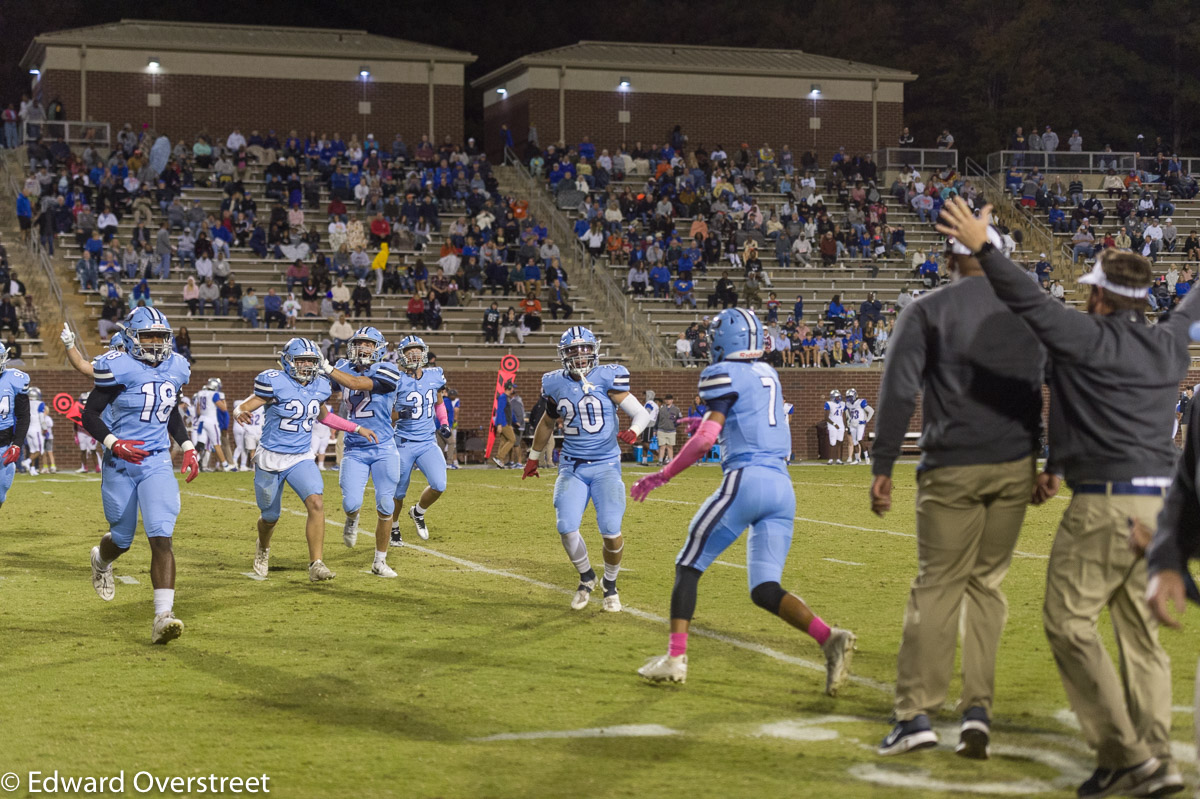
[1,463,1196,798]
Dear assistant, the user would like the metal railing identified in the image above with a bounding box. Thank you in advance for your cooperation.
[19,120,111,148]
[986,150,1138,175]
[503,147,671,368]
[0,149,87,360]
[872,147,959,174]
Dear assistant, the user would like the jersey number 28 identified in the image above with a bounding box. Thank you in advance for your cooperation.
[279,399,321,433]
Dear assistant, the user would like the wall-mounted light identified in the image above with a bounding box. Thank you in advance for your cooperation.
[810,83,822,97]
[147,57,160,71]
[359,66,370,78]
[496,87,508,97]
[29,68,41,77]
[618,77,631,90]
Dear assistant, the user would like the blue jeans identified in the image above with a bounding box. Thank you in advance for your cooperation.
[217,299,230,316]
[77,262,98,290]
[1072,244,1094,262]
[156,254,171,279]
[2,122,16,150]
[243,308,259,327]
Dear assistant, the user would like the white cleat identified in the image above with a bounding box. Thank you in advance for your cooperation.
[342,515,359,548]
[409,505,430,540]
[90,546,115,601]
[826,459,834,466]
[603,592,622,612]
[308,559,336,582]
[822,627,857,697]
[390,522,404,548]
[151,612,184,645]
[75,465,88,473]
[48,466,57,474]
[371,560,398,578]
[253,542,270,578]
[638,653,687,683]
[222,463,236,472]
[570,575,597,610]
[29,466,38,476]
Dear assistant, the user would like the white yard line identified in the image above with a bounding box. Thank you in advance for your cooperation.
[470,724,680,742]
[823,558,865,567]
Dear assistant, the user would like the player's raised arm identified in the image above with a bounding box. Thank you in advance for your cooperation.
[316,404,378,443]
[61,323,94,378]
[316,352,374,392]
[609,390,651,445]
[631,408,727,502]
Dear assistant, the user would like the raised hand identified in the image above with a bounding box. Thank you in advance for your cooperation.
[631,471,670,502]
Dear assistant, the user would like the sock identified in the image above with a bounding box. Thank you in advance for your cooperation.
[93,548,113,570]
[808,616,831,645]
[153,588,174,615]
[669,632,688,658]
[201,450,212,469]
[414,502,427,515]
[560,531,591,574]
[374,550,388,564]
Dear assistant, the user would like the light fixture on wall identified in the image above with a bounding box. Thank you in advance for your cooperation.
[810,83,821,96]
[147,57,161,71]
[359,66,370,79]
[496,87,508,97]
[29,68,41,77]
[618,77,631,90]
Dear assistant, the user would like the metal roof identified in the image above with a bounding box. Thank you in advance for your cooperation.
[472,40,915,88]
[22,19,476,67]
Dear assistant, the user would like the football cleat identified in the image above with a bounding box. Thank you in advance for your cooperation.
[253,542,270,578]
[222,462,235,472]
[390,522,404,548]
[571,575,597,610]
[638,653,687,683]
[343,515,359,548]
[75,465,88,473]
[409,505,430,540]
[151,612,184,645]
[371,560,398,579]
[90,546,115,601]
[602,578,621,612]
[822,627,856,697]
[308,560,335,582]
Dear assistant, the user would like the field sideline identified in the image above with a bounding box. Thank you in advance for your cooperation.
[1,462,1197,798]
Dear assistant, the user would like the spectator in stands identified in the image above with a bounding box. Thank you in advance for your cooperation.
[627,262,649,295]
[820,231,838,265]
[198,277,219,316]
[919,252,940,287]
[520,292,542,332]
[220,276,242,317]
[424,291,443,331]
[482,301,501,343]
[129,279,153,309]
[174,326,194,365]
[98,298,121,339]
[352,280,373,319]
[329,313,353,358]
[499,307,525,344]
[154,222,172,280]
[1071,223,1096,263]
[286,259,309,293]
[16,191,31,244]
[708,271,737,309]
[330,278,350,314]
[649,262,671,298]
[17,296,37,339]
[859,292,882,324]
[825,295,847,328]
[241,287,260,328]
[899,127,914,146]
[183,277,200,317]
[673,272,697,309]
[1163,218,1179,252]
[676,331,696,367]
[263,288,284,329]
[937,129,955,149]
[1068,129,1083,152]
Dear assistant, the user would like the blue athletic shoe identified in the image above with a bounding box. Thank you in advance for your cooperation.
[878,715,938,756]
[956,706,990,760]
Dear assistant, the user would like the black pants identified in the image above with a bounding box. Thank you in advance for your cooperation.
[266,310,286,328]
[483,322,499,343]
[524,314,542,332]
[550,301,573,320]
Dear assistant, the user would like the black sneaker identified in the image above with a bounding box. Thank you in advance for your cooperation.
[878,715,938,756]
[955,706,990,760]
[1131,760,1184,798]
[390,523,404,548]
[1077,758,1161,799]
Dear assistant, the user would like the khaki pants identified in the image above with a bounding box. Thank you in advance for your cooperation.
[493,425,515,462]
[444,429,458,465]
[894,456,1033,720]
[1043,490,1172,767]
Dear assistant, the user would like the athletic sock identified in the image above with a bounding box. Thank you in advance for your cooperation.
[560,531,591,575]
[602,577,618,596]
[668,632,688,657]
[603,561,620,584]
[578,567,597,585]
[92,548,113,570]
[153,589,174,615]
[808,617,832,645]
[414,503,428,516]
[374,550,388,564]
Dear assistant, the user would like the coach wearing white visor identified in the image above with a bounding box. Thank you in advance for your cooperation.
[938,197,1194,799]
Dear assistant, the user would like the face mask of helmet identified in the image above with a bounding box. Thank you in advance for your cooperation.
[131,330,172,364]
[349,338,377,366]
[402,345,427,370]
[563,343,596,376]
[291,355,319,384]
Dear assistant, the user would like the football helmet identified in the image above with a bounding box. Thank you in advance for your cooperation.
[349,326,387,366]
[829,389,842,401]
[109,331,125,351]
[397,335,428,371]
[0,344,8,374]
[122,307,173,365]
[280,337,322,385]
[558,326,599,378]
[846,388,858,402]
[28,387,41,402]
[709,308,764,364]
[205,378,222,392]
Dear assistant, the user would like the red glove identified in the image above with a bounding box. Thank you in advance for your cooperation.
[181,448,199,483]
[522,459,540,480]
[631,471,670,502]
[111,440,149,464]
[617,429,638,445]
[1,445,19,466]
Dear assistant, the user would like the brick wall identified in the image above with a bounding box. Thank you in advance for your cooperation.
[485,88,902,162]
[40,70,463,146]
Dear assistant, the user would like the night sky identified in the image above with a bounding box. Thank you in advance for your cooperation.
[4,0,1200,158]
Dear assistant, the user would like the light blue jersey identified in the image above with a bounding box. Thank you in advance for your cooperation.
[696,360,789,472]
[335,359,405,451]
[0,368,30,434]
[92,351,191,451]
[253,369,332,454]
[393,367,445,443]
[541,364,631,461]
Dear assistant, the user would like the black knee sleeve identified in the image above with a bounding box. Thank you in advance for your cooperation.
[750,581,786,615]
[670,565,703,621]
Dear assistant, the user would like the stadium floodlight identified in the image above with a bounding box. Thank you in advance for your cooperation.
[147,57,160,71]
[810,83,822,96]
[496,87,508,97]
[618,77,631,90]
[29,68,41,77]
[359,66,370,78]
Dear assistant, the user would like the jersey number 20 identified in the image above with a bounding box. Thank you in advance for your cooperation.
[558,395,604,435]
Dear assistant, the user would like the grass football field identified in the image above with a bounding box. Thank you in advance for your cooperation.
[1,462,1197,798]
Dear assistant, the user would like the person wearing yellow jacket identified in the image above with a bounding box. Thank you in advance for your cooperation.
[370,242,389,295]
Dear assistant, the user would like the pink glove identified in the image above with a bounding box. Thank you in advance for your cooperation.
[684,416,704,436]
[631,471,671,502]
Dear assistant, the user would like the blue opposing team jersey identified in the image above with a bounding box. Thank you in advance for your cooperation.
[92,351,191,451]
[253,369,333,455]
[0,368,30,433]
[697,360,789,472]
[541,364,631,461]
[393,367,446,443]
[335,359,405,451]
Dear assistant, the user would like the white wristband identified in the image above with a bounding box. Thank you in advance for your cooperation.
[530,450,542,463]
[103,434,118,449]
[181,440,196,452]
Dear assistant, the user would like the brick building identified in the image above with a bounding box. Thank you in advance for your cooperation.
[473,41,915,162]
[20,20,475,146]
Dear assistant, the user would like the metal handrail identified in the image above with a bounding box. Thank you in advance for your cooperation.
[0,149,88,360]
[503,147,671,368]
[20,120,111,148]
[985,150,1138,175]
[871,147,959,174]
[964,156,1069,276]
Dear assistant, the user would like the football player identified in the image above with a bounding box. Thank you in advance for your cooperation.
[81,308,199,644]
[824,389,846,465]
[326,327,409,577]
[194,378,234,472]
[235,338,376,582]
[231,397,264,472]
[22,387,45,475]
[0,345,31,510]
[76,392,100,473]
[62,323,124,379]
[632,308,856,689]
[523,326,651,611]
[389,336,450,546]
[844,388,875,464]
